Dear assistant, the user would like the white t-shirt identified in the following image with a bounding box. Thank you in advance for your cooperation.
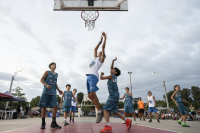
[147,95,155,107]
[71,94,77,106]
[135,110,138,113]
[86,57,103,78]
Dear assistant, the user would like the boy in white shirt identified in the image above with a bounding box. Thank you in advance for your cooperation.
[69,89,78,123]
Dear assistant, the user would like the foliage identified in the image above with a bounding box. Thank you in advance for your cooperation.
[156,100,167,107]
[77,92,84,104]
[118,101,124,108]
[30,96,41,108]
[12,86,26,100]
[133,98,139,110]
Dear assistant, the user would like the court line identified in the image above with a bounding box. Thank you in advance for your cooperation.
[136,124,180,133]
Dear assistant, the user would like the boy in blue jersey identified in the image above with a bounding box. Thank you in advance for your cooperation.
[120,87,137,124]
[100,57,132,133]
[60,84,78,126]
[39,62,63,129]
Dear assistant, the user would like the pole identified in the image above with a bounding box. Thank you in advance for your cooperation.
[130,74,132,95]
[6,76,14,108]
[163,81,169,109]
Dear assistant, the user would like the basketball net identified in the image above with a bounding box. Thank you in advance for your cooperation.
[81,11,99,31]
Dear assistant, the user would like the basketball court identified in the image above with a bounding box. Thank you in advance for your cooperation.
[1,117,199,133]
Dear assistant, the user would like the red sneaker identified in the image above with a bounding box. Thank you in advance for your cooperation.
[100,125,112,133]
[125,118,132,131]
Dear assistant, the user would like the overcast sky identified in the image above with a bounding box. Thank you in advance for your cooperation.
[0,0,200,103]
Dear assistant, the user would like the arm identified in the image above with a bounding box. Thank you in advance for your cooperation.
[40,71,51,89]
[94,35,103,57]
[56,85,63,95]
[128,92,132,97]
[72,93,78,103]
[99,32,107,63]
[182,99,187,103]
[60,93,64,106]
[145,99,149,107]
[189,104,192,109]
[119,94,125,100]
[111,57,117,70]
[100,72,112,80]
[153,96,156,107]
[171,91,179,106]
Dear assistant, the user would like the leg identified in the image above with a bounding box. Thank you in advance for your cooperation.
[52,106,57,118]
[41,107,46,118]
[69,110,72,117]
[100,110,112,133]
[114,112,132,131]
[149,112,152,119]
[103,110,110,122]
[73,111,75,118]
[88,92,100,111]
[114,112,125,121]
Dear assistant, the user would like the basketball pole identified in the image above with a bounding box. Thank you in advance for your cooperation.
[128,72,132,96]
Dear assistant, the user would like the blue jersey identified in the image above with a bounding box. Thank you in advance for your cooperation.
[175,92,182,103]
[42,71,58,95]
[124,93,133,106]
[107,74,119,101]
[63,91,72,106]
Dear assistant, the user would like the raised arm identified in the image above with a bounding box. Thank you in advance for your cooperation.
[99,32,107,63]
[94,35,103,57]
[111,57,117,70]
[100,72,112,80]
[40,71,51,89]
[119,94,125,100]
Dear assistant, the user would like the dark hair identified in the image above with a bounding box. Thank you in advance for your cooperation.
[73,89,77,92]
[147,91,152,95]
[174,85,180,91]
[114,67,121,76]
[49,62,56,69]
[125,87,129,90]
[139,97,142,100]
[66,84,71,87]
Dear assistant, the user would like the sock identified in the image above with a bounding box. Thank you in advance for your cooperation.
[52,117,56,122]
[42,118,45,124]
[64,119,66,122]
[124,118,127,121]
[180,118,183,121]
[73,117,74,120]
[182,121,185,123]
[134,120,136,122]
[98,110,102,113]
[70,116,71,120]
[106,122,110,126]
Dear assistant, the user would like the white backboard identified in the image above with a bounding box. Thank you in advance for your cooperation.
[54,0,128,11]
[83,94,91,102]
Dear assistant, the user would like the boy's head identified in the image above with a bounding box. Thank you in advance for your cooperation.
[66,84,71,90]
[110,67,121,77]
[73,89,77,94]
[125,87,129,93]
[139,97,141,101]
[147,91,152,96]
[49,62,56,69]
[98,51,106,59]
[174,85,180,91]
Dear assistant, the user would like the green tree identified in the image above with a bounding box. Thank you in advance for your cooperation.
[12,86,26,100]
[118,101,124,108]
[163,90,174,104]
[156,100,167,107]
[190,86,200,109]
[30,96,41,108]
[77,92,84,104]
[133,98,139,110]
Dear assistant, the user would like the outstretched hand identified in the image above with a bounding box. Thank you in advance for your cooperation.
[113,57,117,61]
[100,35,103,41]
[101,72,104,75]
[102,32,107,38]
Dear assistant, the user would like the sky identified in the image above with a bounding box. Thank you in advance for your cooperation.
[0,0,200,103]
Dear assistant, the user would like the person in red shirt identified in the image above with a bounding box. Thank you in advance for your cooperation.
[138,97,145,121]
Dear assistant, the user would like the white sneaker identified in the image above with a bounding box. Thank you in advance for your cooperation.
[122,121,125,124]
[135,121,137,124]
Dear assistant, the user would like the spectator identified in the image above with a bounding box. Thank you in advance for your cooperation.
[20,104,23,118]
[16,104,21,118]
[187,114,193,121]
[189,104,196,121]
[25,104,29,118]
[171,107,174,113]
[135,109,138,118]
[161,113,165,119]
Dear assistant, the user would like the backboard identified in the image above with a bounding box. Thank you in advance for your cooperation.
[54,0,128,11]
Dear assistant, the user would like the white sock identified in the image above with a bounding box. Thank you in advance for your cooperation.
[106,122,110,126]
[134,120,136,122]
[98,110,102,113]
[124,118,127,121]
[180,118,183,121]
[64,119,66,121]
[182,121,185,123]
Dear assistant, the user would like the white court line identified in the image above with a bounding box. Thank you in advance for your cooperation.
[136,124,181,133]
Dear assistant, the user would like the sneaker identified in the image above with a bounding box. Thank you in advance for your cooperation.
[40,123,46,129]
[135,121,137,124]
[72,120,75,123]
[50,122,62,129]
[100,125,112,133]
[96,111,103,123]
[143,119,146,121]
[177,120,182,125]
[140,119,142,121]
[149,119,152,122]
[122,121,125,124]
[157,119,160,123]
[69,119,71,123]
[181,123,190,127]
[125,118,132,131]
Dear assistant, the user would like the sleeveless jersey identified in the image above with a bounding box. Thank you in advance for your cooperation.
[107,74,119,101]
[42,71,58,95]
[86,57,103,78]
[71,94,77,106]
[124,93,133,106]
[63,91,72,106]
[175,92,182,103]
[147,95,155,107]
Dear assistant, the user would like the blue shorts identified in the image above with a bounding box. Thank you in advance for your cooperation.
[63,106,71,113]
[86,75,99,93]
[70,106,76,111]
[124,106,134,113]
[102,99,118,114]
[177,102,188,115]
[39,94,57,108]
[149,107,157,112]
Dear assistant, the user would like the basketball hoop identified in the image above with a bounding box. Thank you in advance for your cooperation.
[81,11,99,31]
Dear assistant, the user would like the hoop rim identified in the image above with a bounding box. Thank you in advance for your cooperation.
[81,11,99,21]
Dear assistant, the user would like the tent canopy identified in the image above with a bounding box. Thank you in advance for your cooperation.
[0,91,25,102]
[0,92,13,101]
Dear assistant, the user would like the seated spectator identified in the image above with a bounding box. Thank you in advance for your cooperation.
[187,114,193,121]
[161,113,165,119]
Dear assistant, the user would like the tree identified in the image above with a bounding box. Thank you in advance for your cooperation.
[118,101,124,108]
[190,86,200,109]
[77,92,84,104]
[163,90,174,104]
[156,100,167,107]
[133,98,139,110]
[12,86,26,100]
[30,96,41,108]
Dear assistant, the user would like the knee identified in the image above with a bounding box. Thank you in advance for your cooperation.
[113,113,117,115]
[89,92,95,98]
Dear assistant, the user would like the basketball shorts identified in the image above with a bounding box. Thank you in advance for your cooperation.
[124,106,135,113]
[102,99,119,114]
[39,94,57,108]
[177,102,188,115]
[86,75,99,93]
